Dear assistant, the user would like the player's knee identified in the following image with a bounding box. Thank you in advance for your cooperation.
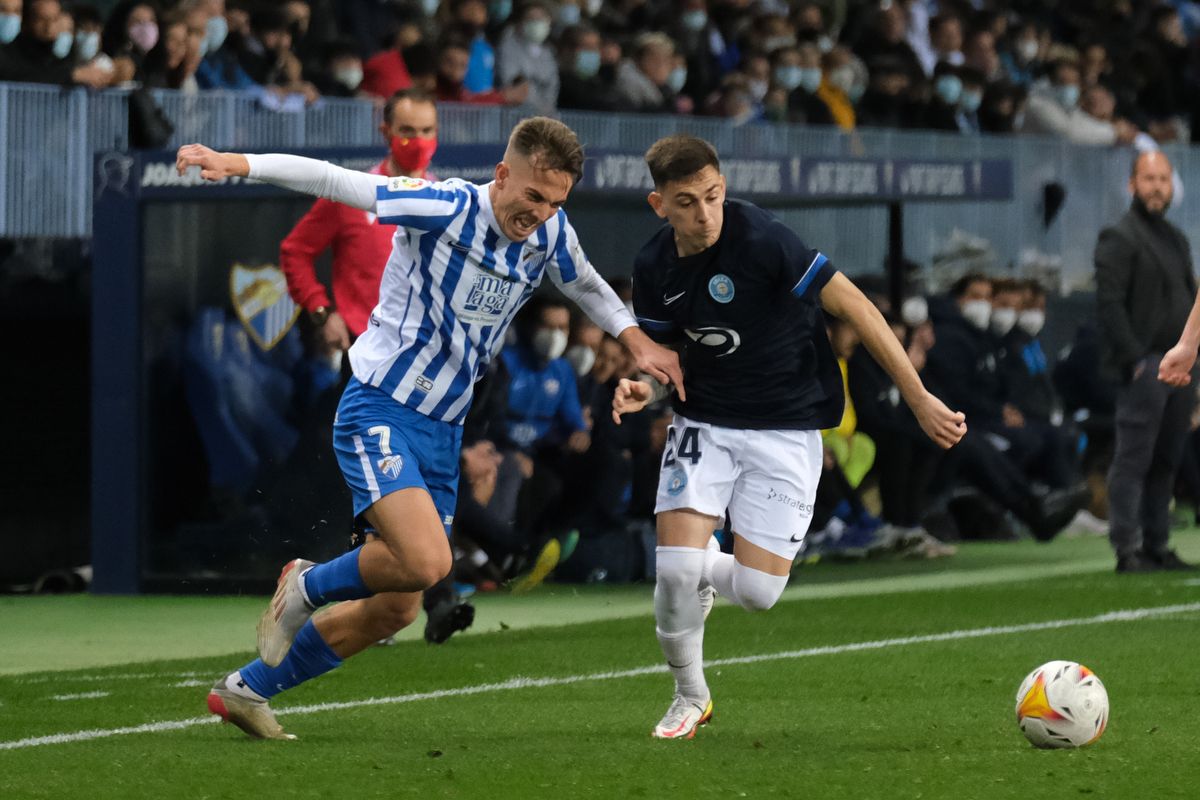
[655,548,704,595]
[732,565,788,612]
[408,549,452,589]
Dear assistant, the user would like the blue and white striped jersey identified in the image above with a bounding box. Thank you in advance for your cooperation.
[348,175,627,424]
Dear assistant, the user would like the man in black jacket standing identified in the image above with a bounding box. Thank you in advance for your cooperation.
[1095,151,1197,573]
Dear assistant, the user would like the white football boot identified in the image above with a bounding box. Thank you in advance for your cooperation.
[207,677,295,740]
[257,558,316,667]
[652,694,714,739]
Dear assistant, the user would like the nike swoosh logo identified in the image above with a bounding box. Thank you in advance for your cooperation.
[666,660,692,669]
[789,533,805,543]
[664,291,686,305]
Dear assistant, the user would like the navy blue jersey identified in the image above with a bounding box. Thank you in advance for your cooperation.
[632,199,844,430]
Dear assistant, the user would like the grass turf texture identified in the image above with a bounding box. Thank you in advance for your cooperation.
[1,534,1198,799]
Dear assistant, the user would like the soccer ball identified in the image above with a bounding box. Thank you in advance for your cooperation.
[1014,660,1109,748]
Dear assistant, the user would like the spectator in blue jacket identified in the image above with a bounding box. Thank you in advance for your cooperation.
[501,294,590,455]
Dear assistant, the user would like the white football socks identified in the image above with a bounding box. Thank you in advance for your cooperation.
[708,552,789,612]
[226,671,268,702]
[654,546,708,702]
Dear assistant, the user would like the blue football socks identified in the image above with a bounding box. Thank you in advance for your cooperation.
[238,620,343,700]
[302,546,371,607]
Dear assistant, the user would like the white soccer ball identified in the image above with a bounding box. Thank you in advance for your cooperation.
[1014,660,1109,749]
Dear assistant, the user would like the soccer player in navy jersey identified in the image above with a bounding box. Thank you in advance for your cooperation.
[175,118,684,740]
[611,135,966,739]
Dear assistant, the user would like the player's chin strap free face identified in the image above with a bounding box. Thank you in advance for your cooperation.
[647,170,727,255]
[493,156,573,240]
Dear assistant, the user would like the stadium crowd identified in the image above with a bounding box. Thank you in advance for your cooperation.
[3,0,1200,144]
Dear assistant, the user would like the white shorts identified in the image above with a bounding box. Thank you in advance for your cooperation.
[654,414,823,560]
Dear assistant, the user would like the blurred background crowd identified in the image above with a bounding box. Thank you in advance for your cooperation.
[5,0,1200,144]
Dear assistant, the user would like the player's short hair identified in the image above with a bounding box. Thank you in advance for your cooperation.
[383,88,437,125]
[507,117,585,184]
[644,135,721,189]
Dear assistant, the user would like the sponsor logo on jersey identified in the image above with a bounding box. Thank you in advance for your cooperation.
[377,454,404,479]
[667,468,688,496]
[460,271,518,324]
[229,263,301,350]
[387,176,429,191]
[684,326,741,357]
[708,273,735,303]
[766,487,814,516]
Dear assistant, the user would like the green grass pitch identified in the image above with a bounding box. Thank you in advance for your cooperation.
[1,533,1198,799]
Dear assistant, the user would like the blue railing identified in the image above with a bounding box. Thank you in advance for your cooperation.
[2,81,1198,283]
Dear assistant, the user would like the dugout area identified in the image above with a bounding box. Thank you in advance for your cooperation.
[89,145,1011,594]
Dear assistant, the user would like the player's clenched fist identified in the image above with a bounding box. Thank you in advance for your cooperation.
[611,378,653,425]
[176,143,250,182]
[911,391,967,450]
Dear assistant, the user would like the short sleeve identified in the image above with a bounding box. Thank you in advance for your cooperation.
[631,258,678,342]
[771,220,836,299]
[374,177,468,231]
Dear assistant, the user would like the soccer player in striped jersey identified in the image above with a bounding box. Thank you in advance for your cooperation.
[610,135,965,739]
[175,118,684,740]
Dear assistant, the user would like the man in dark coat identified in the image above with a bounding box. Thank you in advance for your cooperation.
[1095,150,1197,573]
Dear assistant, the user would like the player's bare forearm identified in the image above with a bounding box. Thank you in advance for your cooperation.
[1160,290,1200,386]
[820,273,923,402]
[820,273,965,448]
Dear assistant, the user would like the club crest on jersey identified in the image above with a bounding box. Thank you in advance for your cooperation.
[667,468,688,496]
[387,176,428,192]
[543,378,560,396]
[229,263,301,351]
[377,454,404,479]
[708,274,735,304]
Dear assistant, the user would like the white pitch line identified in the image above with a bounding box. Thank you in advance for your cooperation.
[50,691,111,702]
[2,602,1197,752]
[17,671,210,686]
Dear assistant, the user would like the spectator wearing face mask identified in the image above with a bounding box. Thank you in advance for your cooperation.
[1020,59,1126,146]
[917,61,964,132]
[660,0,724,105]
[614,31,677,114]
[779,42,834,125]
[998,19,1043,88]
[142,8,205,91]
[65,4,107,73]
[955,66,984,134]
[100,0,160,85]
[496,1,558,113]
[312,37,365,97]
[195,0,260,91]
[501,295,589,457]
[0,0,109,86]
[236,5,315,99]
[817,46,866,131]
[556,23,619,110]
[446,0,495,94]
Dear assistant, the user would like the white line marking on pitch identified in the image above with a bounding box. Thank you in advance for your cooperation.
[17,671,209,685]
[50,691,111,701]
[2,602,1197,752]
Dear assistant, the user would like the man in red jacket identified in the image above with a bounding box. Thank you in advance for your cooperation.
[280,87,439,361]
[279,88,475,645]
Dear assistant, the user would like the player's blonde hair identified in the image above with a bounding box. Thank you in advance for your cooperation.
[506,117,585,184]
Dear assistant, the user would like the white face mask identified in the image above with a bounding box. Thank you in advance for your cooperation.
[585,0,603,16]
[522,18,551,45]
[961,299,991,331]
[532,328,568,361]
[990,307,1017,336]
[1018,38,1039,63]
[901,295,928,326]
[334,66,363,90]
[564,344,596,377]
[1018,309,1045,336]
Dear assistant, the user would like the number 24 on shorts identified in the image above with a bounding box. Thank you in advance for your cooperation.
[664,426,703,467]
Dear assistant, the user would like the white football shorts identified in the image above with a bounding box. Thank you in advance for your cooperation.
[654,414,823,559]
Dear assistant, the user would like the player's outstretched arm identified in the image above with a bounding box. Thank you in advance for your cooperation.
[1160,289,1200,386]
[611,377,658,425]
[176,144,382,211]
[618,326,686,402]
[820,273,966,449]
